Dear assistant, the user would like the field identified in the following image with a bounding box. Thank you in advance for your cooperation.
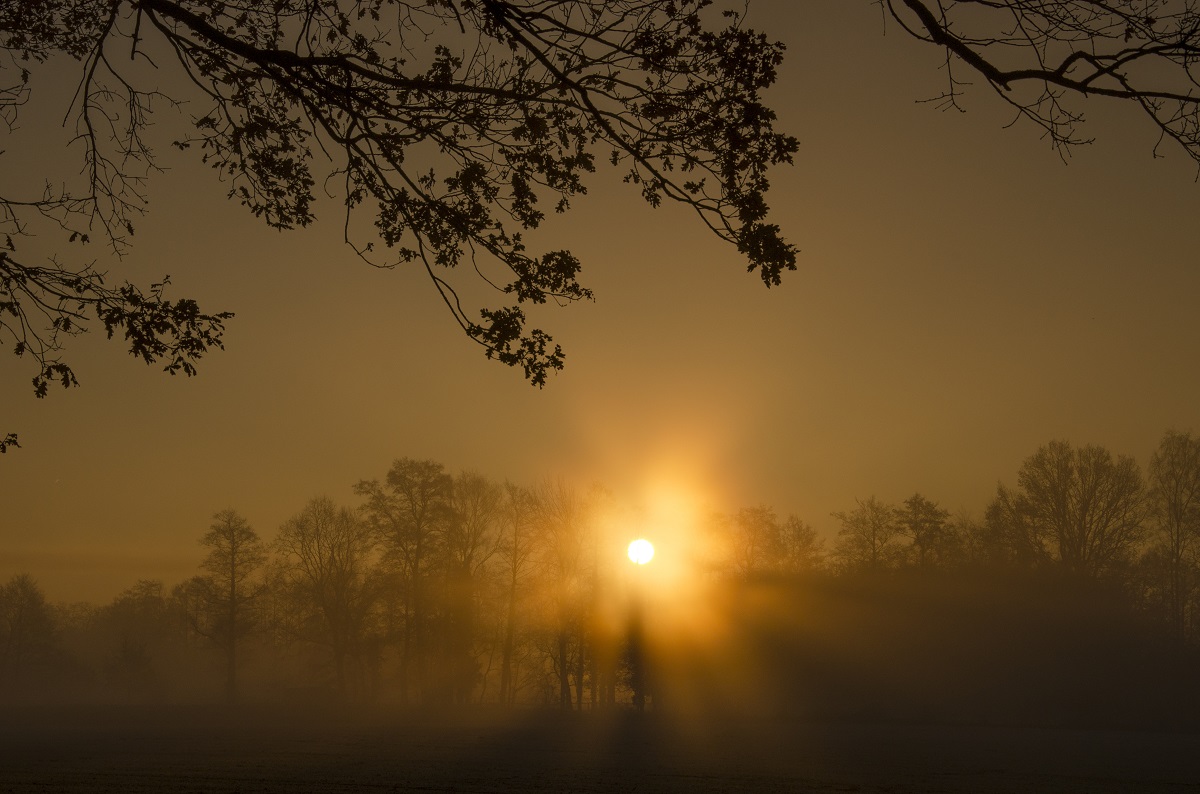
[2,706,1199,793]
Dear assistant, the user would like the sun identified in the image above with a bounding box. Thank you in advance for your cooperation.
[627,538,655,565]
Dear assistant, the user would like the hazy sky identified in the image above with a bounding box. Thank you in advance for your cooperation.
[4,1,1199,602]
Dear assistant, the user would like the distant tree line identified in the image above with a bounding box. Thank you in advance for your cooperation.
[3,431,1200,722]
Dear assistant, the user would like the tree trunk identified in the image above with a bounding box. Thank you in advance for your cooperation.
[227,551,238,704]
[499,583,516,705]
[574,636,585,710]
[399,599,412,704]
[557,630,570,710]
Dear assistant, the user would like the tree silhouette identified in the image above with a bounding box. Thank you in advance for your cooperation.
[1146,430,1200,639]
[2,0,799,448]
[10,443,1200,717]
[779,514,825,574]
[0,574,58,692]
[196,508,267,703]
[988,440,1148,578]
[896,493,952,569]
[274,496,379,698]
[730,505,782,578]
[532,477,591,710]
[886,0,1200,164]
[832,496,905,572]
[441,471,503,703]
[100,579,175,699]
[355,458,452,702]
[496,482,538,705]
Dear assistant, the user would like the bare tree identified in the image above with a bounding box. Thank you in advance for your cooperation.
[532,477,590,710]
[197,508,267,703]
[355,457,451,702]
[100,579,174,699]
[896,493,953,568]
[886,0,1200,165]
[0,574,58,692]
[988,440,1148,578]
[445,472,504,578]
[949,509,1003,567]
[832,496,906,572]
[275,496,379,698]
[729,505,782,578]
[441,470,503,703]
[779,514,826,573]
[1146,430,1200,638]
[497,482,538,705]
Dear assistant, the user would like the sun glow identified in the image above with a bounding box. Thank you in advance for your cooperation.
[627,538,655,565]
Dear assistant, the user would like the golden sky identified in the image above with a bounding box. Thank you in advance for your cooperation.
[3,1,1199,602]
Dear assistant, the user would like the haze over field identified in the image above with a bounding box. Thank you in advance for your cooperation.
[5,2,1200,791]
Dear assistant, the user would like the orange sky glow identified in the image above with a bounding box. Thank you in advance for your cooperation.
[3,1,1200,603]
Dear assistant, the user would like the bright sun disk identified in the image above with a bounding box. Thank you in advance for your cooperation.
[627,538,655,565]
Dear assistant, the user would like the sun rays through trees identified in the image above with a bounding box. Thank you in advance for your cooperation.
[5,430,1200,725]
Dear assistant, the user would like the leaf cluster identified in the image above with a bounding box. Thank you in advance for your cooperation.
[0,247,233,402]
[2,0,799,415]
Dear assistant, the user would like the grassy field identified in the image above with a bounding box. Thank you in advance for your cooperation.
[1,705,1198,793]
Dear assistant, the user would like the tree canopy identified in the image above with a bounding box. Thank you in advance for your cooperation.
[6,1,1200,450]
[1,0,798,426]
[987,440,1148,577]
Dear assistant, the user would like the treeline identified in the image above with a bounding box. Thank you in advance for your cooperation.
[2,431,1199,723]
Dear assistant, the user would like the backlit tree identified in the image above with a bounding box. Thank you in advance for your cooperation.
[2,0,799,447]
[196,508,267,703]
[988,440,1148,578]
[885,1,1200,164]
[1145,430,1200,638]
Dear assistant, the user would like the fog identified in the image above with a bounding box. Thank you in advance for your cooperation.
[5,453,1200,790]
[6,0,1200,790]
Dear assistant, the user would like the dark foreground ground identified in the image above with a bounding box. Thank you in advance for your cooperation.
[1,705,1198,793]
